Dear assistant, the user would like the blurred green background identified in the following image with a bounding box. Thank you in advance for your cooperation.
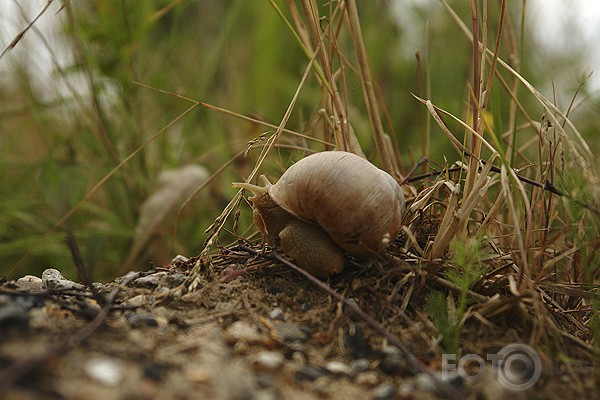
[1,0,598,281]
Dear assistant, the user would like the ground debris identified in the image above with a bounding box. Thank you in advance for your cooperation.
[0,248,597,399]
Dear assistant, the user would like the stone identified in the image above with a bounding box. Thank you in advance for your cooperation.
[122,294,147,308]
[373,383,397,400]
[0,304,29,327]
[295,365,326,382]
[273,321,309,343]
[165,273,187,287]
[42,268,84,291]
[268,307,285,320]
[133,274,164,288]
[350,358,370,373]
[416,370,464,396]
[355,371,380,386]
[325,361,352,376]
[379,346,410,375]
[250,351,284,371]
[15,275,44,292]
[171,255,189,264]
[224,321,264,345]
[124,311,159,328]
[85,357,125,386]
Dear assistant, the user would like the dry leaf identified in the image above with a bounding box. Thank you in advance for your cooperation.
[124,164,209,270]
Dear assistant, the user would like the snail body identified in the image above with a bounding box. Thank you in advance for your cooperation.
[233,151,405,278]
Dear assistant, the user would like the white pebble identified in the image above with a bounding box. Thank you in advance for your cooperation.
[224,321,264,345]
[41,268,84,290]
[85,357,124,386]
[16,275,44,292]
[268,308,285,320]
[325,361,352,376]
[171,255,189,263]
[250,351,284,371]
[123,294,147,308]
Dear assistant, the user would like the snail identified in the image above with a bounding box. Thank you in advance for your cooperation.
[233,151,405,278]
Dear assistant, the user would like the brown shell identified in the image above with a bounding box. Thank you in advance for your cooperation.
[269,151,405,256]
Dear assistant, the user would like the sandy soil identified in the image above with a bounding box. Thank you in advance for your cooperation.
[0,249,596,400]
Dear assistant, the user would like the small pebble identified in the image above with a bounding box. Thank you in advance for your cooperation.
[268,308,285,320]
[250,351,284,371]
[350,358,370,373]
[134,274,163,288]
[0,304,29,327]
[224,321,264,345]
[325,361,352,376]
[415,372,436,392]
[1,294,44,310]
[379,346,410,375]
[398,382,415,395]
[355,371,379,386]
[416,371,463,395]
[15,275,44,292]
[42,268,84,290]
[154,286,171,295]
[256,373,274,388]
[373,383,397,400]
[295,365,326,382]
[171,255,189,264]
[123,294,147,308]
[273,321,309,343]
[85,357,125,386]
[312,375,335,392]
[125,311,159,328]
[291,351,306,365]
[165,273,187,287]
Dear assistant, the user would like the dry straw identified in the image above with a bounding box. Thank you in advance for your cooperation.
[173,0,599,392]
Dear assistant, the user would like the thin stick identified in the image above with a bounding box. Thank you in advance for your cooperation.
[8,103,200,278]
[406,161,600,216]
[0,0,54,60]
[0,270,152,393]
[269,250,464,400]
[345,0,394,174]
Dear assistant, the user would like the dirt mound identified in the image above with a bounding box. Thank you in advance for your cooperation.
[0,248,596,399]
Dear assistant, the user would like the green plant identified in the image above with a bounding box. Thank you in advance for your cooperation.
[1,4,599,377]
[427,236,486,354]
[448,236,486,312]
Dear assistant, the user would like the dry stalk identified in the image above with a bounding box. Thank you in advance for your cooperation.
[464,0,483,200]
[427,157,496,260]
[0,0,55,60]
[427,181,460,260]
[269,250,464,400]
[439,0,594,165]
[282,0,312,53]
[298,0,359,153]
[183,45,321,293]
[475,188,506,236]
[345,0,396,175]
[498,164,530,290]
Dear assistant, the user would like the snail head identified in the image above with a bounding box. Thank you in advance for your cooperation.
[233,175,290,239]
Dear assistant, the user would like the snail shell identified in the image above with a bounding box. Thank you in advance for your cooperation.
[233,151,405,278]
